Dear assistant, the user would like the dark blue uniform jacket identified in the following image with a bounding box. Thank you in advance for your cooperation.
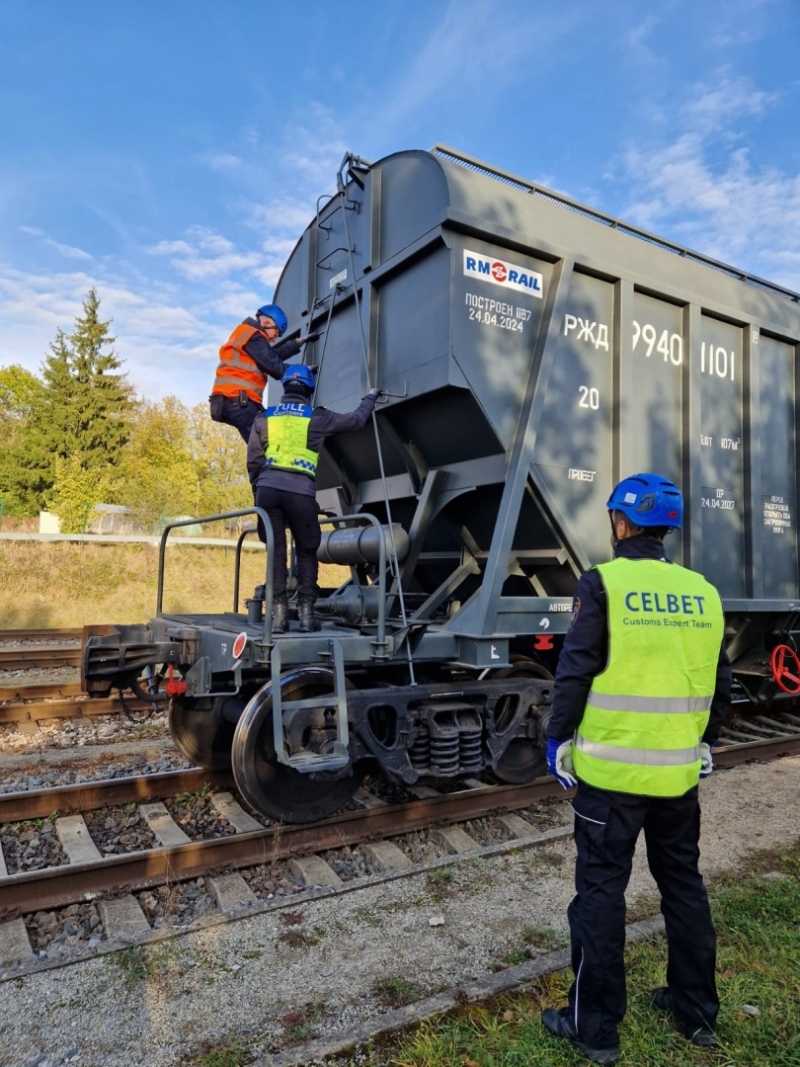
[240,316,301,379]
[547,535,731,743]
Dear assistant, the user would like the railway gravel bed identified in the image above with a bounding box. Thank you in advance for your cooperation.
[0,757,796,1067]
[0,712,169,756]
[0,666,80,689]
[0,742,190,794]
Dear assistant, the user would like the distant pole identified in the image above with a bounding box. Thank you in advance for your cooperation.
[0,498,4,532]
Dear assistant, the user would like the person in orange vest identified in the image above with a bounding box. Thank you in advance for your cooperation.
[209,304,320,441]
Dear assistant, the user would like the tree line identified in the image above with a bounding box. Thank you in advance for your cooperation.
[0,290,251,533]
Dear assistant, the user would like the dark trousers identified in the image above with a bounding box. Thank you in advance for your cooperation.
[254,485,321,595]
[209,395,262,443]
[567,780,718,1049]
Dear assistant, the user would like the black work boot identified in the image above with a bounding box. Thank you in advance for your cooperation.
[652,987,719,1047]
[541,1008,620,1065]
[272,592,289,634]
[296,586,320,633]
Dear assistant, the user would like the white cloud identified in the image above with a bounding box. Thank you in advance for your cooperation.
[618,73,800,292]
[373,1,576,135]
[627,15,659,49]
[0,263,225,402]
[247,197,319,236]
[20,225,93,261]
[683,71,777,132]
[208,285,264,318]
[205,153,243,171]
[147,226,263,280]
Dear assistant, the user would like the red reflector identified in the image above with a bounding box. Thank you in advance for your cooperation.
[232,631,248,660]
[533,635,554,651]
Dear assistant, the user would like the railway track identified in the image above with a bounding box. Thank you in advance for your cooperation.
[0,724,798,930]
[0,628,82,643]
[0,687,152,725]
[0,646,81,671]
[0,627,83,673]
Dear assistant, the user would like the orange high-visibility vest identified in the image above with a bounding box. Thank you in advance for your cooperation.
[211,323,268,404]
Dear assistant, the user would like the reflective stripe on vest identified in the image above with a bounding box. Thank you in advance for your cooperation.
[574,736,701,766]
[264,403,318,477]
[586,692,713,714]
[211,323,267,403]
[572,557,724,797]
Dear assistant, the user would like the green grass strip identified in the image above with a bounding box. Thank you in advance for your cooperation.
[358,848,800,1067]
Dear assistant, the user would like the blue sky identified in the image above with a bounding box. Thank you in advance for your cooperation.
[0,0,798,403]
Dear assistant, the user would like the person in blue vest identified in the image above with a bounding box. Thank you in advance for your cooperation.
[541,473,731,1065]
[246,365,379,632]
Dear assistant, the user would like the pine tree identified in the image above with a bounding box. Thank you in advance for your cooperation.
[17,290,134,510]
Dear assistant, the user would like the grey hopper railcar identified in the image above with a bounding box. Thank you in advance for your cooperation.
[82,146,800,823]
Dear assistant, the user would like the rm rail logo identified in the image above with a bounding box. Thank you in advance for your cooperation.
[463,249,543,298]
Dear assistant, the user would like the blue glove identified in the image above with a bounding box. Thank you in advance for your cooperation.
[546,737,577,789]
[699,741,716,779]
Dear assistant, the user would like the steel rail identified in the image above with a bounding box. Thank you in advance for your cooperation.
[0,776,568,916]
[0,648,81,670]
[0,695,152,726]
[0,683,83,702]
[2,732,799,917]
[0,768,234,824]
[0,629,82,643]
[714,733,800,767]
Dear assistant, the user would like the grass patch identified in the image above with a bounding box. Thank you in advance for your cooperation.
[281,1004,324,1045]
[427,868,453,886]
[112,940,182,989]
[179,1034,251,1067]
[520,924,567,953]
[374,975,427,1009]
[346,852,800,1066]
[0,540,346,628]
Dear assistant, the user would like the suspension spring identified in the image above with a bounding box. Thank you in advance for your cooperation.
[409,723,431,769]
[459,731,483,773]
[430,734,459,776]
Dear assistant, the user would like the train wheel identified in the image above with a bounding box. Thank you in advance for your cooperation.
[232,668,363,824]
[169,696,235,770]
[492,658,554,784]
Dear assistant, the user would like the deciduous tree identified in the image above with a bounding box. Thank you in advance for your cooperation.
[0,365,46,515]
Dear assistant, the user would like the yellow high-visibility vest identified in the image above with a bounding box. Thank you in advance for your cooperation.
[264,402,318,477]
[572,557,724,796]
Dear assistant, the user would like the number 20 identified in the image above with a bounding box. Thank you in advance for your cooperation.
[578,385,599,410]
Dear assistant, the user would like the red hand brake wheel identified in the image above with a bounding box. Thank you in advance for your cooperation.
[770,644,800,694]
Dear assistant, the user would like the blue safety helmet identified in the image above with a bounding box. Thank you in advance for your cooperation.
[607,473,683,529]
[256,304,288,335]
[281,364,317,391]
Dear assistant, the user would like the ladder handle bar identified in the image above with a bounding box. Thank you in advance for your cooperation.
[233,524,260,614]
[157,508,276,646]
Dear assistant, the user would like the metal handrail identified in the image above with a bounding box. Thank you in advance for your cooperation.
[232,524,260,613]
[432,143,800,304]
[157,509,275,646]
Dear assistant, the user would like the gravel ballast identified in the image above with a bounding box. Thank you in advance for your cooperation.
[0,757,798,1067]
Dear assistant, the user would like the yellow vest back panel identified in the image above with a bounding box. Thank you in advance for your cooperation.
[573,557,724,796]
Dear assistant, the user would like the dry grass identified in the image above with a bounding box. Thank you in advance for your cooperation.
[0,542,347,628]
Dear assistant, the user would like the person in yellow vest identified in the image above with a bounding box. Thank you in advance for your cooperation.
[209,304,320,442]
[246,364,379,633]
[541,473,731,1065]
